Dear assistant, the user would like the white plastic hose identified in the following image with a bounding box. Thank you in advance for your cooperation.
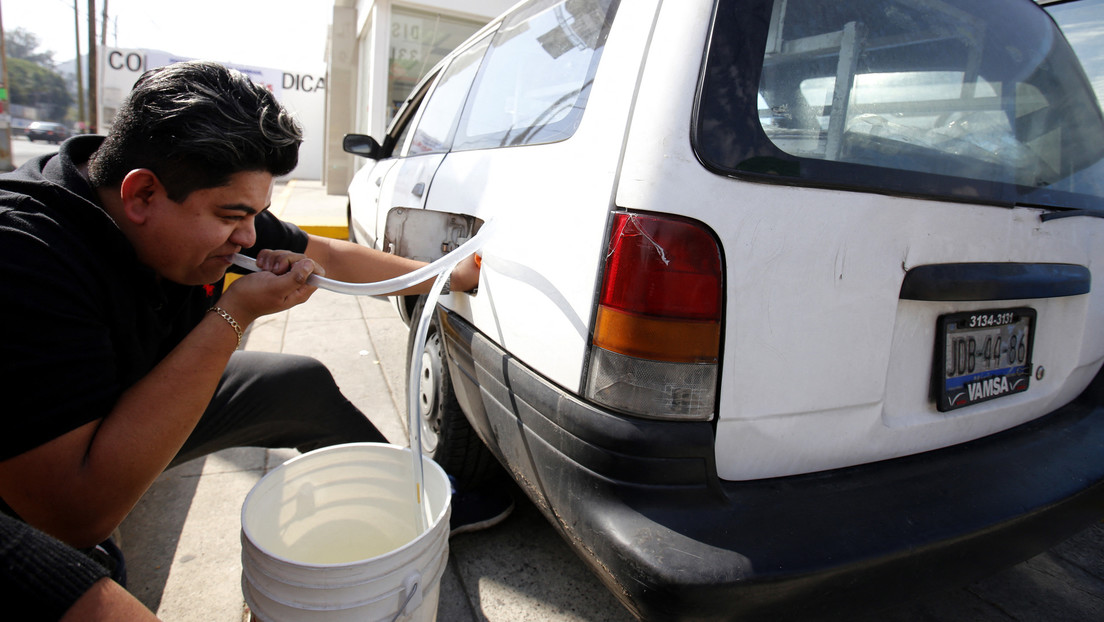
[231,222,495,534]
[230,222,493,296]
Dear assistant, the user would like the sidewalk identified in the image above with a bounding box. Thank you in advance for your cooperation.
[116,179,632,622]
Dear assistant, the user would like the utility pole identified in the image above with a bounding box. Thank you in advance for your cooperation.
[0,2,13,172]
[74,1,85,131]
[87,0,96,133]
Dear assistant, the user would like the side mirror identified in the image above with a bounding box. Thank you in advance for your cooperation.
[342,134,382,159]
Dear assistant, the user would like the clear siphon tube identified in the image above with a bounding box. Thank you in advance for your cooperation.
[230,222,493,297]
[231,222,495,534]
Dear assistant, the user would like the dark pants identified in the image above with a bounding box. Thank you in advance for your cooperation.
[169,351,386,468]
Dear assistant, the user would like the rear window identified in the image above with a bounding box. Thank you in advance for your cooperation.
[1047,0,1104,107]
[695,0,1104,211]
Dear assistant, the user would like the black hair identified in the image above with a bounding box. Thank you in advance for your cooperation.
[89,61,303,201]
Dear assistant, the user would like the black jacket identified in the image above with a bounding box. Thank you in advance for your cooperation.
[0,135,307,460]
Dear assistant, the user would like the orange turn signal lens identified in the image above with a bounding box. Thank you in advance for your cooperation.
[593,306,720,364]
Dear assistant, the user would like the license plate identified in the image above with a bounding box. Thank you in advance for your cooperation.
[935,308,1035,412]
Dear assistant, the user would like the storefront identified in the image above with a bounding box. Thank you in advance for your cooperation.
[98,48,327,180]
[326,0,514,193]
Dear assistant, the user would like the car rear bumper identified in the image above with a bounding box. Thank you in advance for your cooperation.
[440,307,1104,621]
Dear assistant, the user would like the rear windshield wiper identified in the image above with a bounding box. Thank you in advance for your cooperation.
[1040,208,1104,222]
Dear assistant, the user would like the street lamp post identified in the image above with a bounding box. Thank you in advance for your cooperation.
[87,0,96,133]
[74,0,86,132]
[0,2,14,172]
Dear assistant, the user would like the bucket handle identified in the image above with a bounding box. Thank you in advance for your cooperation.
[390,571,422,622]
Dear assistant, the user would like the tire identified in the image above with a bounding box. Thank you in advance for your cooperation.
[406,295,500,491]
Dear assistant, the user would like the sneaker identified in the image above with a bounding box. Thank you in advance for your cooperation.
[449,477,515,536]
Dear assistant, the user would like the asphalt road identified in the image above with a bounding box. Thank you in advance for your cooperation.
[10,133,63,168]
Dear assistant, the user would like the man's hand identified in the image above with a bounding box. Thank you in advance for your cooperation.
[220,251,325,325]
[0,249,331,547]
[448,253,481,293]
[253,249,327,279]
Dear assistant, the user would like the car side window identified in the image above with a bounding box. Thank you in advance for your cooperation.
[453,0,619,151]
[404,33,494,157]
[384,76,436,159]
[392,110,420,158]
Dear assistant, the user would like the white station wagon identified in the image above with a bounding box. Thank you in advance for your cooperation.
[345,0,1104,618]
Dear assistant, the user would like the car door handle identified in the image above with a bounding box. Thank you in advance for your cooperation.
[412,182,425,198]
[900,263,1090,301]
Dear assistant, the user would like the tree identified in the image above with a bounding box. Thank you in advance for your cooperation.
[5,28,56,68]
[8,58,72,121]
[3,28,71,121]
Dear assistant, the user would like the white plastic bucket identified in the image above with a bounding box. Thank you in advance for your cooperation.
[240,443,451,622]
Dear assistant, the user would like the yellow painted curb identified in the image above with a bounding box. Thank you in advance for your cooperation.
[300,224,349,240]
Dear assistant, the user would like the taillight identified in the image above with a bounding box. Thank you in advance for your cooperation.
[585,212,722,420]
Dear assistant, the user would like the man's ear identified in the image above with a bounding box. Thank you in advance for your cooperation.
[118,169,165,225]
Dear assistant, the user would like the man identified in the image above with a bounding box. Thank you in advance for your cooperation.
[1,513,159,621]
[0,61,506,581]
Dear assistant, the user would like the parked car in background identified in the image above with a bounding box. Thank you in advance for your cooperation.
[25,121,69,144]
[346,0,1104,619]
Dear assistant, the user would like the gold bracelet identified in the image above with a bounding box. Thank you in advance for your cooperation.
[208,306,242,347]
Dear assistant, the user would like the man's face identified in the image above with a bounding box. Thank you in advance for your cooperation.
[139,170,274,285]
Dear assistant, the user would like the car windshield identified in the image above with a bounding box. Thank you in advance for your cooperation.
[696,0,1104,211]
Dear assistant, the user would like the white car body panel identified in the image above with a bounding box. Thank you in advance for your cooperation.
[426,141,614,386]
[376,153,445,253]
[347,158,394,249]
[381,0,663,390]
[614,0,1104,479]
[340,0,1104,616]
[349,0,1104,480]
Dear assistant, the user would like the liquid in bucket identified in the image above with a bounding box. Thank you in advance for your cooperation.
[276,515,417,564]
[241,443,451,622]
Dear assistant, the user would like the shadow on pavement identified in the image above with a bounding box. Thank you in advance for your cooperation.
[118,457,205,612]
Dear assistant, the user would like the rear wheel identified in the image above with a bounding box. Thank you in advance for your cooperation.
[406,296,499,491]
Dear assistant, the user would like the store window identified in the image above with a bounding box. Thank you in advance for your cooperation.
[388,8,485,123]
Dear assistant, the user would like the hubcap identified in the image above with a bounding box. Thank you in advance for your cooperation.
[418,341,441,453]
